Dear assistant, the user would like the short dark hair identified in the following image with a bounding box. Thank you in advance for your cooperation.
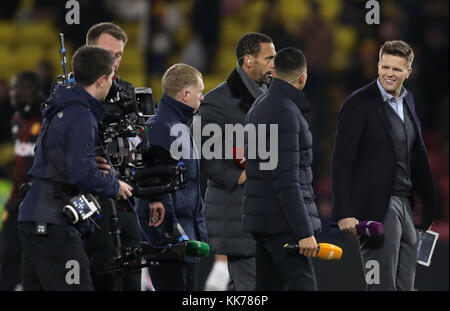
[274,47,307,78]
[13,71,41,94]
[86,22,128,45]
[236,32,273,66]
[72,46,115,87]
[379,40,414,67]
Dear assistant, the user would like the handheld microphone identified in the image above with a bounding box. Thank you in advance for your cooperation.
[330,221,383,237]
[232,146,247,169]
[356,221,383,237]
[140,240,210,257]
[283,243,343,260]
[184,240,210,257]
[161,222,210,257]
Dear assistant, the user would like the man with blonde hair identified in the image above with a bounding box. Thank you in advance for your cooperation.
[137,64,208,291]
[161,64,204,110]
[331,40,437,290]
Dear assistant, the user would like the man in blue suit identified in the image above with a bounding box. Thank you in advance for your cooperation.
[137,63,208,291]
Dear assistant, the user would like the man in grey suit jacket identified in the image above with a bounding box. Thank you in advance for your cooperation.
[194,32,275,290]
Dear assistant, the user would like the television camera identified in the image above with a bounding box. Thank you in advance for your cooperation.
[53,33,199,275]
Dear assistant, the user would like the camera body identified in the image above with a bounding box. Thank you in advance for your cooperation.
[104,79,155,120]
[92,79,189,275]
[99,77,186,198]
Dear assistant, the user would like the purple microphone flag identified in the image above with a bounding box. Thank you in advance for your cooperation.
[356,221,383,237]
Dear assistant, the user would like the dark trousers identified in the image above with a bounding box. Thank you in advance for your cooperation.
[226,256,256,291]
[18,222,94,291]
[0,208,22,290]
[254,234,317,291]
[84,200,142,291]
[149,260,199,291]
[359,196,419,291]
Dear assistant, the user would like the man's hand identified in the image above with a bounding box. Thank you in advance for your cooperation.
[117,180,133,200]
[149,201,165,227]
[237,170,246,185]
[419,223,433,233]
[96,156,111,174]
[298,235,318,258]
[338,217,359,235]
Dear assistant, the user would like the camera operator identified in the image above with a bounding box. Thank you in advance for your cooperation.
[83,22,164,291]
[17,45,133,291]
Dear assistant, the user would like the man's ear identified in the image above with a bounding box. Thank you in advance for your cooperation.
[97,74,106,88]
[298,74,304,84]
[299,72,307,85]
[175,87,189,103]
[183,88,191,101]
[244,55,253,68]
[406,67,412,79]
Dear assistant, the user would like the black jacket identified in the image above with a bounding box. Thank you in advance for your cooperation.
[243,78,321,241]
[331,80,437,230]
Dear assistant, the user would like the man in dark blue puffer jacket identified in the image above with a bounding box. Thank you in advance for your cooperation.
[244,47,321,291]
[18,46,133,291]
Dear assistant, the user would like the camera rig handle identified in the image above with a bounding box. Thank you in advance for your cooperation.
[130,164,186,198]
[106,198,122,260]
